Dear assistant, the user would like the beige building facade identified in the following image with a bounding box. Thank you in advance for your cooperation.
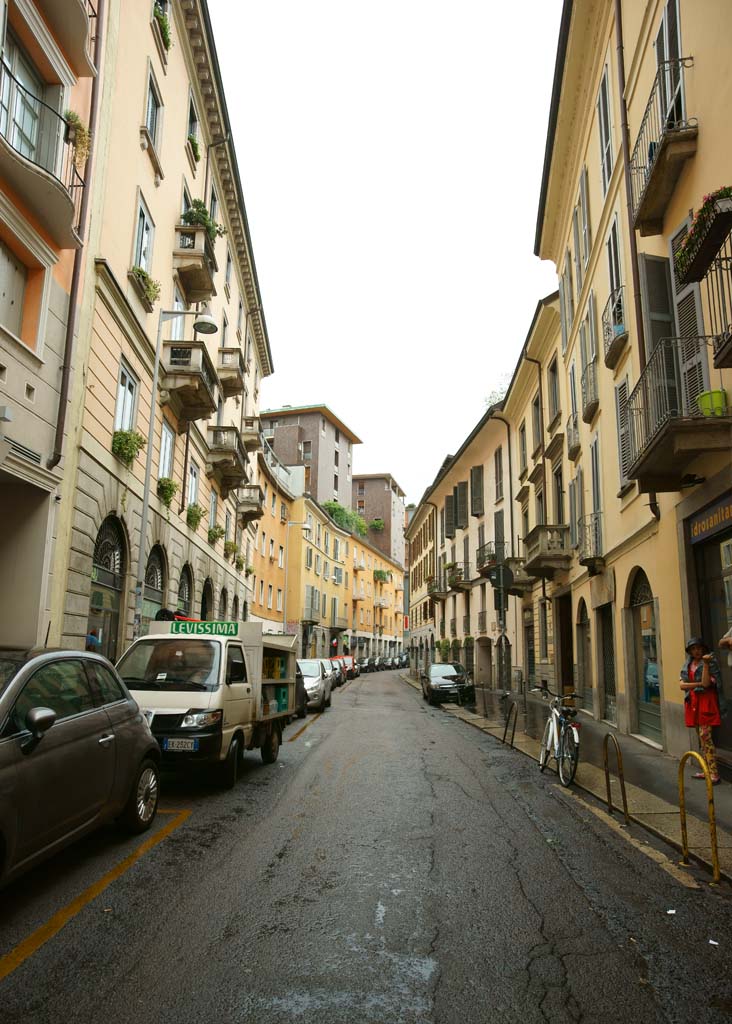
[48,0,272,660]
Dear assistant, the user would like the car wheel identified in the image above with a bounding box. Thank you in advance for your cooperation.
[325,686,332,708]
[261,726,280,764]
[318,690,327,712]
[297,696,307,719]
[120,757,159,833]
[220,736,240,789]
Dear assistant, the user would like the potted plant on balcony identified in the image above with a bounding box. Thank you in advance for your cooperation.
[368,518,385,532]
[187,134,201,163]
[181,198,225,243]
[208,524,225,546]
[130,266,161,311]
[224,540,238,560]
[112,430,146,467]
[153,1,171,51]
[245,564,254,578]
[157,476,178,519]
[235,555,245,573]
[675,185,732,284]
[186,503,204,531]
[64,110,91,167]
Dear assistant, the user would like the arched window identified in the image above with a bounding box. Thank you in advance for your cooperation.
[220,587,228,620]
[232,594,239,621]
[201,578,214,621]
[496,634,512,689]
[88,516,127,662]
[177,565,193,617]
[576,599,591,710]
[143,545,166,629]
[629,570,661,742]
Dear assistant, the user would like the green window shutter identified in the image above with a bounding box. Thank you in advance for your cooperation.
[615,378,631,483]
[455,482,468,529]
[445,494,455,538]
[470,465,484,516]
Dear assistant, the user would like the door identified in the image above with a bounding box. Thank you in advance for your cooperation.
[7,659,116,863]
[599,604,617,723]
[655,0,683,127]
[524,611,535,688]
[225,643,252,728]
[696,532,732,762]
[576,601,592,711]
[630,572,662,743]
[557,595,573,695]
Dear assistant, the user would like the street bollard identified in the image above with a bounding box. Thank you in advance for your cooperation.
[501,700,518,749]
[602,732,629,825]
[678,750,721,885]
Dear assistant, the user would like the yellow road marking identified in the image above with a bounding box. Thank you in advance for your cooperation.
[288,712,322,742]
[0,808,191,983]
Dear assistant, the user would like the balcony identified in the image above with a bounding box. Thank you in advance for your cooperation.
[395,604,404,614]
[578,512,605,576]
[354,558,366,573]
[476,541,507,576]
[705,233,732,368]
[236,485,264,525]
[630,58,698,236]
[477,610,488,634]
[172,224,217,304]
[206,426,248,497]
[581,360,599,423]
[240,415,261,453]
[427,574,448,600]
[447,562,472,591]
[523,525,571,579]
[394,578,404,592]
[505,556,534,596]
[602,286,629,369]
[36,0,97,77]
[161,341,218,428]
[330,616,349,631]
[0,64,85,249]
[627,336,732,492]
[462,615,471,634]
[374,596,390,609]
[217,348,245,398]
[566,413,580,461]
[449,618,457,637]
[302,600,321,624]
[352,588,366,602]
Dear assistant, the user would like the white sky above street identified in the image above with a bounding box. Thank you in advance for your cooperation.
[208,0,562,504]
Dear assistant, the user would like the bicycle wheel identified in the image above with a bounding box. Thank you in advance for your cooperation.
[538,718,552,772]
[558,726,579,786]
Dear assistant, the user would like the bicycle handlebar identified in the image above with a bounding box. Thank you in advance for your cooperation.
[530,685,580,702]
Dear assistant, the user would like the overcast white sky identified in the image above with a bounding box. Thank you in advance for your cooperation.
[208,0,562,504]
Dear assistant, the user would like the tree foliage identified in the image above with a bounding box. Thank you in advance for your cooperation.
[322,501,367,537]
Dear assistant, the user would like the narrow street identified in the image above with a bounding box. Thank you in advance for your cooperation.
[1,672,730,1024]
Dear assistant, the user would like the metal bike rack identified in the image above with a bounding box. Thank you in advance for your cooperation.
[602,732,629,825]
[501,700,518,748]
[678,750,721,885]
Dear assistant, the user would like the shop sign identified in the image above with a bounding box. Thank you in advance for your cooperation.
[689,494,732,544]
[171,621,239,636]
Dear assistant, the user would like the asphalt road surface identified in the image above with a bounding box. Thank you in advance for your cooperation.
[1,671,731,1023]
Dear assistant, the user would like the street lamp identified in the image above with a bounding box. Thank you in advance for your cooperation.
[282,520,311,636]
[133,304,218,638]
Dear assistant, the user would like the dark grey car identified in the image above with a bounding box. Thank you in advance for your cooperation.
[0,648,161,886]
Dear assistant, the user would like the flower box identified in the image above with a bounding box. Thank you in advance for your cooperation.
[676,194,732,285]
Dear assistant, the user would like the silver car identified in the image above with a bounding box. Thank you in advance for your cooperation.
[0,648,161,886]
[297,658,332,712]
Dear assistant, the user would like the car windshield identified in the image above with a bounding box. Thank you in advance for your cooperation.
[117,639,220,692]
[298,659,321,676]
[430,663,466,678]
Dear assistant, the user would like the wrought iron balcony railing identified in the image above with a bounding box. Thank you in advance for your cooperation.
[476,541,507,573]
[447,561,471,590]
[581,359,599,423]
[566,412,580,459]
[602,286,629,369]
[578,512,604,575]
[629,58,697,234]
[705,232,732,368]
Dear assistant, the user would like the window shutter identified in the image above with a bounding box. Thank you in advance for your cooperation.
[576,465,585,526]
[445,495,455,538]
[568,479,577,547]
[558,277,568,352]
[588,291,598,361]
[580,166,591,265]
[455,482,468,530]
[569,363,578,416]
[639,253,674,358]
[470,465,484,517]
[494,510,505,550]
[573,207,583,294]
[615,378,631,483]
[669,224,708,414]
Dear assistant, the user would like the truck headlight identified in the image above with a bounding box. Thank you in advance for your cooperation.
[180,709,223,729]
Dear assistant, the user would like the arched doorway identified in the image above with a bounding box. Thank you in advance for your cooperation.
[177,565,193,617]
[143,545,166,633]
[219,587,228,620]
[496,634,512,690]
[201,578,214,620]
[629,570,661,743]
[576,599,592,710]
[88,515,127,662]
[232,594,239,621]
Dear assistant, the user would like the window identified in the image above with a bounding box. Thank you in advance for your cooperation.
[11,662,96,731]
[553,464,564,524]
[321,416,326,435]
[187,98,198,143]
[237,299,244,336]
[607,217,621,296]
[259,580,264,604]
[569,477,578,546]
[519,422,527,472]
[539,601,549,660]
[159,420,174,478]
[455,481,468,529]
[521,504,529,540]
[225,510,231,541]
[639,254,674,357]
[261,532,266,556]
[188,460,199,504]
[305,547,313,569]
[335,428,340,443]
[536,489,545,526]
[333,474,338,494]
[134,197,154,272]
[580,166,591,266]
[225,248,232,291]
[532,394,542,453]
[221,313,228,346]
[558,276,568,352]
[115,362,138,431]
[569,363,578,417]
[269,538,274,559]
[302,440,312,462]
[0,238,26,338]
[445,494,455,538]
[564,251,575,326]
[324,532,330,555]
[548,359,560,421]
[90,663,126,705]
[271,491,276,514]
[573,207,583,294]
[470,464,484,516]
[278,545,284,568]
[615,378,631,485]
[209,490,218,527]
[145,73,162,147]
[209,188,218,223]
[333,538,340,562]
[276,589,282,612]
[267,585,273,609]
[598,67,613,194]
[315,554,321,575]
[334,450,339,468]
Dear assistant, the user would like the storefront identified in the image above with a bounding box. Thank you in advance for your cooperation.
[691,493,732,763]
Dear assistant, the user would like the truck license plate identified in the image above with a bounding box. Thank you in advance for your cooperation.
[162,737,199,752]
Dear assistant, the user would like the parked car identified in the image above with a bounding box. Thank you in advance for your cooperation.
[358,656,371,674]
[297,659,332,712]
[421,662,475,706]
[319,658,338,694]
[0,648,161,886]
[341,655,358,679]
[372,656,383,671]
[329,657,347,687]
[382,656,393,670]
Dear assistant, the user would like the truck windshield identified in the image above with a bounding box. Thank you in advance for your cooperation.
[117,639,221,692]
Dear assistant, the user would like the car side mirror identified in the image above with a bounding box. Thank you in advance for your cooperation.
[21,706,57,753]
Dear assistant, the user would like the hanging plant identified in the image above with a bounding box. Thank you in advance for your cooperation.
[64,110,91,167]
[368,518,385,532]
[224,540,238,560]
[235,555,245,573]
[674,185,732,283]
[153,3,172,50]
[245,564,254,577]
[208,524,225,545]
[112,430,146,467]
[130,265,161,306]
[187,134,201,162]
[157,476,178,507]
[181,198,225,242]
[186,503,204,531]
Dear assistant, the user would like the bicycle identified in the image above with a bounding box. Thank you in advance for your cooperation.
[532,685,581,786]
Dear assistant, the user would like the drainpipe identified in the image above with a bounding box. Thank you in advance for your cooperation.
[48,0,105,470]
[614,0,660,521]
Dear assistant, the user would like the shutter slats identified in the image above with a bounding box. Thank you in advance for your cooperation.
[470,466,484,517]
[455,482,468,529]
[445,495,455,538]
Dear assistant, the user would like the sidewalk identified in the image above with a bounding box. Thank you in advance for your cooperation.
[401,672,732,882]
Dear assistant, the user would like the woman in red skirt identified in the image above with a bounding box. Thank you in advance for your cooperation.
[680,637,722,784]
